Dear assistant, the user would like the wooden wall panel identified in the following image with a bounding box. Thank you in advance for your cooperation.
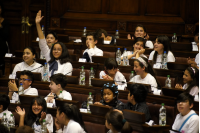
[108,0,140,15]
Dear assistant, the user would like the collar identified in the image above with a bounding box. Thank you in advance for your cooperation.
[24,86,32,93]
[24,61,36,67]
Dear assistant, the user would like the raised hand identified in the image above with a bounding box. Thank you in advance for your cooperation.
[35,10,44,24]
[138,49,145,55]
[40,111,46,122]
[145,34,150,40]
[15,106,25,116]
[8,80,18,91]
[175,84,183,89]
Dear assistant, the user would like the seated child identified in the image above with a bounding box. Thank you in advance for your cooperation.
[94,83,124,110]
[0,94,12,119]
[8,70,38,103]
[170,93,199,133]
[129,57,159,91]
[15,96,53,133]
[100,58,126,86]
[175,67,199,96]
[45,73,72,107]
[96,29,115,45]
[82,32,103,62]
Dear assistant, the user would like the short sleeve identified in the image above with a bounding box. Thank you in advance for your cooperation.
[64,91,72,100]
[99,71,106,79]
[63,62,73,76]
[145,41,154,48]
[167,51,175,62]
[12,63,21,75]
[148,51,155,61]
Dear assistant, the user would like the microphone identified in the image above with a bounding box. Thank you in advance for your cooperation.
[30,65,43,72]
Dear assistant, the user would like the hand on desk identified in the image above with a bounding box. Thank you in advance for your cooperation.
[175,84,183,89]
[94,102,103,105]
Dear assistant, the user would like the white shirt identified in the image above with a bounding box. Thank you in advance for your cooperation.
[145,40,154,49]
[62,119,86,133]
[0,109,12,119]
[12,61,43,76]
[192,42,199,51]
[44,90,72,107]
[183,83,199,96]
[129,73,158,91]
[171,110,199,133]
[32,114,53,133]
[148,50,175,68]
[195,53,199,67]
[11,86,38,102]
[39,39,73,76]
[83,46,103,62]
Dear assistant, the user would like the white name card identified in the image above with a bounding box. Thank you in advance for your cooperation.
[5,53,12,57]
[79,58,86,62]
[80,108,88,113]
[153,89,161,95]
[104,40,111,44]
[118,84,126,90]
[9,74,16,80]
[74,39,82,43]
[194,95,199,102]
[36,37,39,41]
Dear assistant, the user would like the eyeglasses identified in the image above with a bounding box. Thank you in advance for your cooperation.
[53,49,62,52]
[19,78,30,81]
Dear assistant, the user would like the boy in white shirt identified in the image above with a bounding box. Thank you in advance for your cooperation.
[82,32,103,62]
[0,94,12,119]
[170,93,199,133]
[45,73,72,107]
[8,70,38,103]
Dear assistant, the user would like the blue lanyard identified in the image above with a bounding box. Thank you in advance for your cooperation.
[178,113,197,132]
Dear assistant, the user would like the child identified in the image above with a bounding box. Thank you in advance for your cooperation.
[12,46,43,76]
[175,67,199,96]
[96,29,115,45]
[82,32,103,62]
[129,57,159,91]
[8,70,38,102]
[15,96,53,133]
[94,83,124,110]
[36,10,73,76]
[44,73,72,107]
[56,103,87,133]
[121,37,147,60]
[118,84,151,122]
[170,93,199,133]
[148,35,175,69]
[0,94,12,119]
[191,32,199,51]
[99,58,126,86]
[127,24,153,48]
[188,39,199,69]
[105,110,132,133]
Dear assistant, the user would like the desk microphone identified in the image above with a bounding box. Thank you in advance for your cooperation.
[30,65,43,72]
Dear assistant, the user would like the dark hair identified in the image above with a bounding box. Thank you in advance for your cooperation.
[177,92,194,106]
[128,84,148,103]
[24,96,47,127]
[104,58,118,70]
[0,2,5,17]
[57,103,87,132]
[106,110,132,133]
[15,125,34,133]
[48,42,71,64]
[0,94,10,111]
[19,70,34,85]
[0,124,9,133]
[134,57,161,89]
[96,29,108,38]
[86,32,98,41]
[184,67,199,93]
[45,31,58,40]
[133,24,147,38]
[132,37,146,51]
[153,35,171,64]
[24,46,37,59]
[50,73,67,88]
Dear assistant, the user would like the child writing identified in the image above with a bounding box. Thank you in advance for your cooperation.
[36,10,73,76]
[175,67,199,96]
[0,94,12,119]
[129,57,159,91]
[148,35,175,69]
[44,73,72,107]
[15,96,53,133]
[56,103,87,133]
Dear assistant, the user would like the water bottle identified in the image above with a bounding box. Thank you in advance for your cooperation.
[87,92,93,112]
[59,91,63,100]
[89,67,95,86]
[8,114,15,128]
[161,51,167,69]
[41,119,47,133]
[165,75,171,88]
[79,66,85,85]
[1,113,8,127]
[123,48,128,66]
[82,27,87,36]
[116,48,122,65]
[42,25,45,36]
[114,30,119,44]
[129,71,134,81]
[18,83,24,95]
[172,33,177,42]
[43,62,49,82]
[159,103,166,126]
